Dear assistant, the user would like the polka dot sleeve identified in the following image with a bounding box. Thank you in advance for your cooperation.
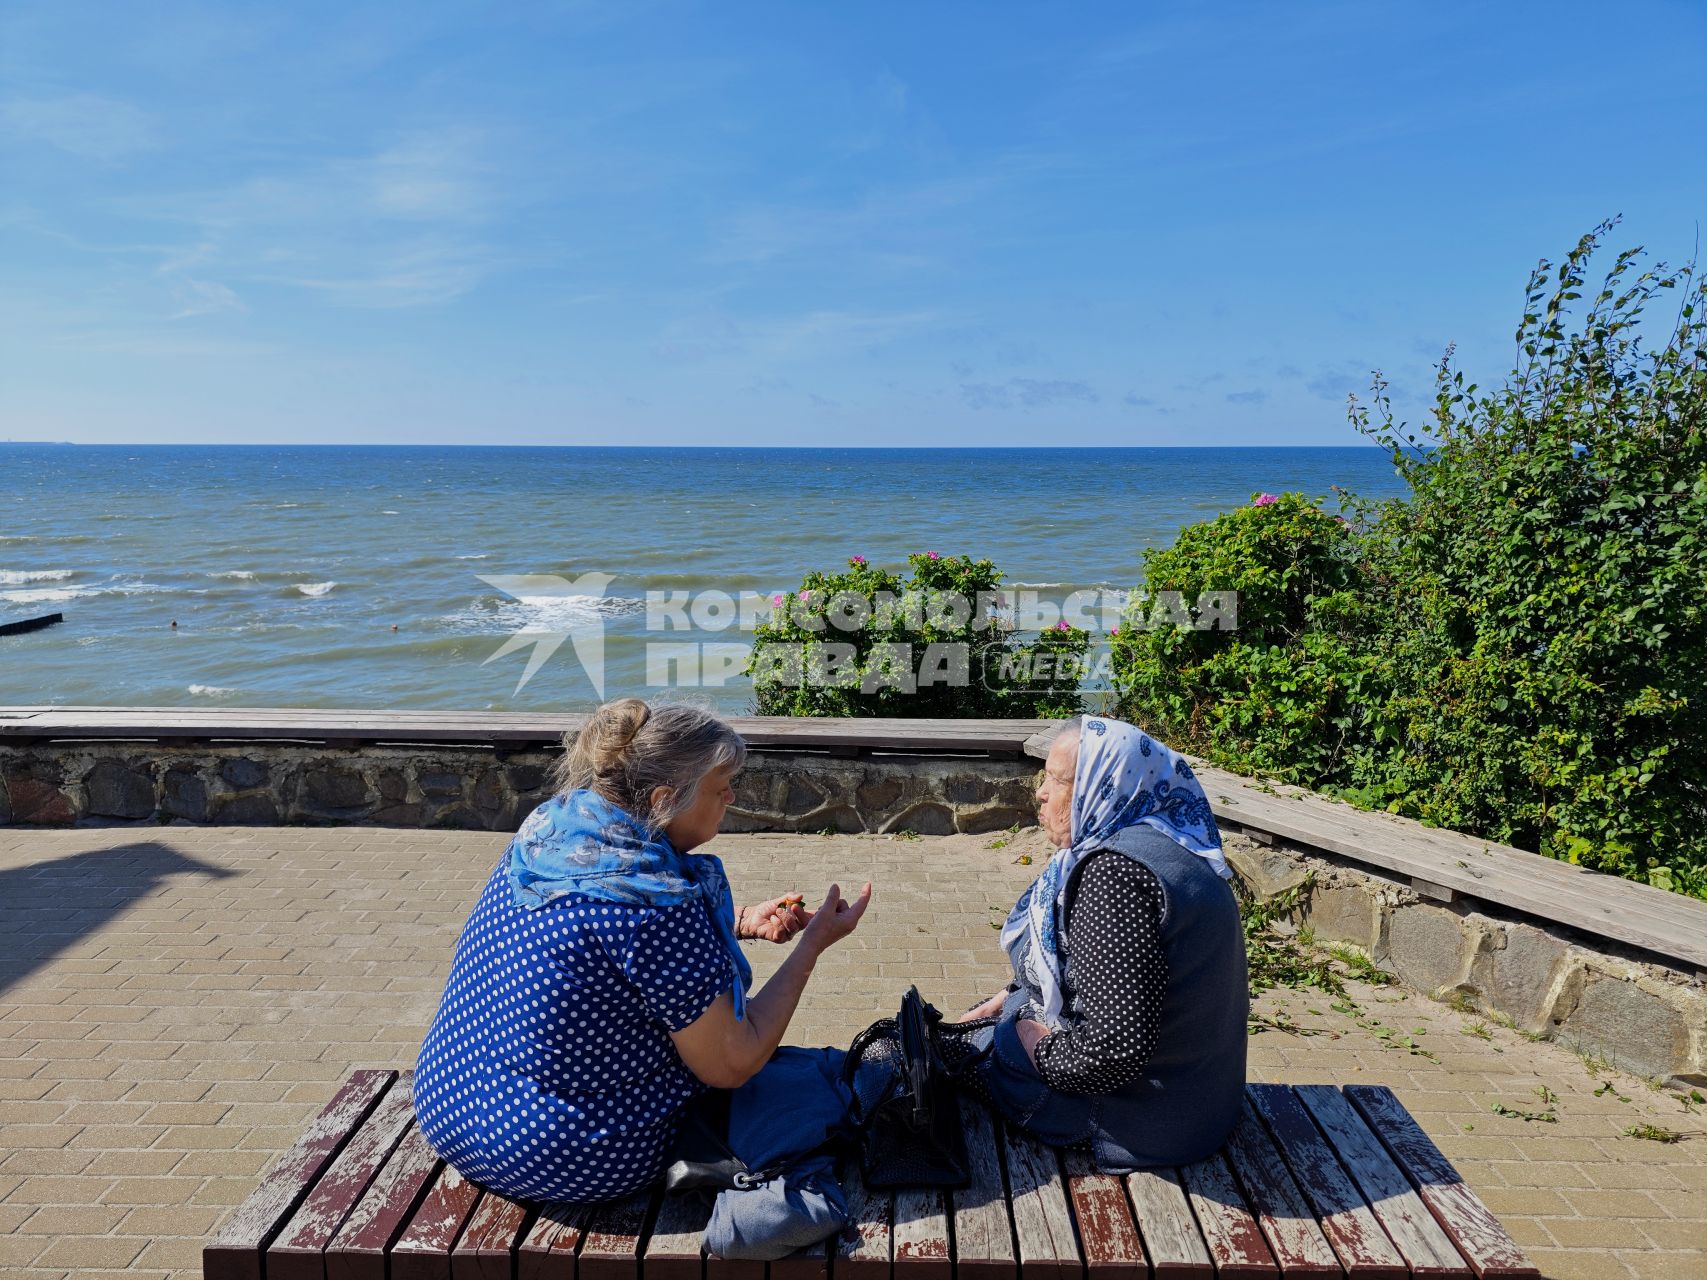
[621,899,738,1033]
[1032,853,1167,1096]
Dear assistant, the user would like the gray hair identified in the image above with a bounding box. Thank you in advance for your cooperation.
[554,697,747,833]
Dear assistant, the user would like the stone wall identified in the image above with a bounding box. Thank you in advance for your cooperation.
[0,741,1041,837]
[1224,835,1707,1087]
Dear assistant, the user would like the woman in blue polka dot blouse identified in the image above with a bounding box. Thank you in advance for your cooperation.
[414,699,871,1204]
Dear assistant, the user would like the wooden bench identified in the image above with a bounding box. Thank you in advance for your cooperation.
[205,1069,1537,1280]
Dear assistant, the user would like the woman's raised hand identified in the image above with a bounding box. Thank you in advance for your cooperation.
[800,882,872,954]
[738,894,810,944]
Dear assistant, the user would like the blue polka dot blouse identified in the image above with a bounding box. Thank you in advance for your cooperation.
[414,857,736,1203]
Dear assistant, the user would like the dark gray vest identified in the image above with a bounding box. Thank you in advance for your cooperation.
[1018,824,1248,1170]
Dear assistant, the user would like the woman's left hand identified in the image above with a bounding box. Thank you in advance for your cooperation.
[736,894,809,943]
[1015,1018,1050,1065]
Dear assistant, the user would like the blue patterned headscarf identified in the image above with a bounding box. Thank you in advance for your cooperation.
[507,789,753,1020]
[1002,715,1227,1025]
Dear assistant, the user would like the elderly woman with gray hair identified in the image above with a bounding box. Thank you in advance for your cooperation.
[414,699,871,1204]
[959,714,1248,1170]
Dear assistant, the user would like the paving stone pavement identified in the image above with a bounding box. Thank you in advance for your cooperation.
[0,823,1702,1280]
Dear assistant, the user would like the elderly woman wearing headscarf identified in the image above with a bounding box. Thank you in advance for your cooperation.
[958,714,1248,1170]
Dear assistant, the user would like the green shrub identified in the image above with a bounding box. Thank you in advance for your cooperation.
[1111,491,1380,785]
[747,552,1088,718]
[1113,224,1707,899]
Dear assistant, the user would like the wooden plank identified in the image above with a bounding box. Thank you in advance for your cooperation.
[771,1236,832,1280]
[203,1068,396,1280]
[327,1121,445,1280]
[835,1158,894,1280]
[577,1188,655,1280]
[0,707,1056,754]
[1246,1086,1407,1280]
[1124,1168,1212,1280]
[1000,1123,1079,1280]
[517,1200,595,1280]
[453,1188,536,1280]
[891,1185,952,1280]
[1060,1149,1146,1280]
[392,1163,486,1280]
[1293,1087,1469,1278]
[1179,1153,1279,1279]
[1192,758,1707,969]
[704,1254,766,1280]
[644,1192,711,1280]
[267,1077,418,1280]
[950,1098,1018,1280]
[1346,1086,1539,1279]
[1221,1101,1341,1276]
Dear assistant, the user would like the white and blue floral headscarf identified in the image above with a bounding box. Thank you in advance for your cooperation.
[1001,715,1228,1026]
[507,788,753,1019]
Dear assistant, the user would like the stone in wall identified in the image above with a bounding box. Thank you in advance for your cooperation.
[1377,902,1471,996]
[296,763,373,817]
[221,757,270,789]
[3,758,75,826]
[162,765,208,822]
[211,792,280,824]
[85,759,159,820]
[1549,964,1699,1083]
[1464,915,1569,1031]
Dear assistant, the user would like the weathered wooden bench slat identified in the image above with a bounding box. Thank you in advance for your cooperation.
[392,1162,485,1280]
[835,1159,895,1280]
[1245,1085,1408,1279]
[1000,1123,1079,1280]
[517,1200,595,1280]
[203,1067,396,1280]
[645,1192,711,1280]
[579,1188,656,1280]
[453,1187,536,1280]
[207,1074,1541,1280]
[327,1120,446,1280]
[771,1234,833,1280]
[1345,1087,1540,1280]
[1293,1086,1470,1279]
[1060,1149,1147,1280]
[951,1096,1019,1280]
[891,1185,953,1280]
[1124,1167,1213,1278]
[1180,1151,1279,1279]
[1221,1101,1342,1275]
[266,1077,418,1280]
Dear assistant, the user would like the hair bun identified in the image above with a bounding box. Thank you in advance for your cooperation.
[584,697,651,775]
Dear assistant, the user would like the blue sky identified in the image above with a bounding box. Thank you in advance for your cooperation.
[3,1,1704,447]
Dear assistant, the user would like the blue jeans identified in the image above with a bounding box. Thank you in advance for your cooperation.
[969,990,1099,1147]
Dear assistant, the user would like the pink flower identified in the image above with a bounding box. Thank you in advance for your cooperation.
[1109,626,1121,636]
[850,555,867,566]
[1254,493,1279,507]
[1053,620,1071,632]
[926,551,940,560]
[771,594,785,607]
[799,590,812,600]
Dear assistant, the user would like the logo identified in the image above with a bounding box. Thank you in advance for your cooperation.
[477,572,617,696]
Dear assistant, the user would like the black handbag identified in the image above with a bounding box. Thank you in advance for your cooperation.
[663,1089,778,1192]
[844,986,992,1190]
